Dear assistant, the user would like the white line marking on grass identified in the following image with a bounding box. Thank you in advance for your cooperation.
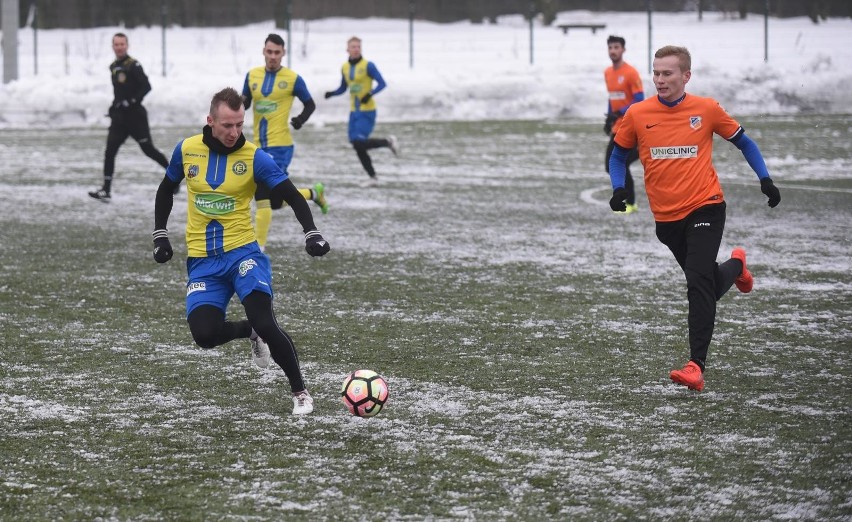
[580,185,611,207]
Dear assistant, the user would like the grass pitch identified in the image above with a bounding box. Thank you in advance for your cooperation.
[1,116,850,520]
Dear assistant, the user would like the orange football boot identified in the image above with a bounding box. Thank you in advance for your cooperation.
[730,247,753,293]
[670,361,705,391]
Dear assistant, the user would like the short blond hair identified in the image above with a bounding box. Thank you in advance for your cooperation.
[655,45,691,72]
[347,36,361,45]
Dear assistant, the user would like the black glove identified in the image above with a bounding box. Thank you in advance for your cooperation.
[609,187,628,212]
[604,112,620,136]
[304,230,330,257]
[324,91,334,99]
[361,93,372,104]
[290,116,305,130]
[152,229,173,263]
[760,177,781,208]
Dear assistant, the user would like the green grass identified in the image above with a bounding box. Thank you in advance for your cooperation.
[1,116,850,520]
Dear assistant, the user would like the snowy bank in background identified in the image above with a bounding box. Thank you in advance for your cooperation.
[1,11,850,129]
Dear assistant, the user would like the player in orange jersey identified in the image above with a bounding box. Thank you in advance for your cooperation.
[604,35,644,213]
[608,45,781,392]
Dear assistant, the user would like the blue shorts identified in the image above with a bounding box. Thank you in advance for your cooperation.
[184,242,273,317]
[256,146,294,200]
[348,110,377,142]
[264,146,294,172]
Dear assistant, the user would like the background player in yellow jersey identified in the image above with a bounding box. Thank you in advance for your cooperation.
[609,45,781,392]
[242,33,328,253]
[603,35,644,214]
[89,33,170,202]
[325,36,398,185]
[151,87,330,415]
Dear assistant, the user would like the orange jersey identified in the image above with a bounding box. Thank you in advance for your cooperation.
[604,62,643,115]
[614,94,742,222]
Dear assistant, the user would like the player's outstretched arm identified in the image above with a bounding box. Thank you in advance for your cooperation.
[324,75,348,99]
[269,179,330,257]
[730,130,781,208]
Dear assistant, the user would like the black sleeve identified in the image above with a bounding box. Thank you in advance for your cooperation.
[294,98,316,123]
[154,176,180,231]
[269,178,317,233]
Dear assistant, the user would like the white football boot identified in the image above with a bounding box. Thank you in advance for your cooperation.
[387,135,400,156]
[249,329,271,368]
[292,390,314,415]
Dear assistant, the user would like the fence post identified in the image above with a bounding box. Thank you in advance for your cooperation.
[764,0,769,62]
[647,0,653,74]
[32,1,38,75]
[2,0,20,83]
[161,0,167,76]
[409,0,415,69]
[529,1,535,65]
[286,0,292,68]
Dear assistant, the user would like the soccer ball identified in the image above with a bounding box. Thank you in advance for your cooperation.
[341,370,389,417]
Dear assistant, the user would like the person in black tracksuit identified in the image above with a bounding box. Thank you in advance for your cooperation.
[89,33,169,202]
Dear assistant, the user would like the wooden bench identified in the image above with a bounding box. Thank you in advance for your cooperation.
[557,24,607,35]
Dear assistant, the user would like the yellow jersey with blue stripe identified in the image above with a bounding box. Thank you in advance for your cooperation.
[242,66,311,148]
[165,133,287,257]
[339,58,386,112]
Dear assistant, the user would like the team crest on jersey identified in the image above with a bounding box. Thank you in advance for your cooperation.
[239,258,258,276]
[251,82,258,90]
[278,81,288,89]
[690,116,702,130]
[232,161,248,175]
[116,72,126,83]
[187,164,199,178]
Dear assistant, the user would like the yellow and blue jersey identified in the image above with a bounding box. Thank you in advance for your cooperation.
[165,133,287,257]
[242,66,312,148]
[330,58,386,112]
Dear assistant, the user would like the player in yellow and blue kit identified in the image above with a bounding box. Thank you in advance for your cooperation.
[242,33,328,252]
[151,87,330,415]
[325,36,398,184]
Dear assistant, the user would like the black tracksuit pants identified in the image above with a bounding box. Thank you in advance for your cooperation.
[654,202,743,371]
[102,104,169,191]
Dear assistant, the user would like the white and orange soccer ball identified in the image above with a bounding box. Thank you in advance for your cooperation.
[341,370,389,417]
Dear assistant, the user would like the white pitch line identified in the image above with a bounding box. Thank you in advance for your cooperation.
[580,185,612,207]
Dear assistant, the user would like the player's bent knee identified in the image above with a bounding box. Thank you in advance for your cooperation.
[191,331,219,349]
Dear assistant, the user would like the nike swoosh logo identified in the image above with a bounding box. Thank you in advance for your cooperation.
[646,123,661,129]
